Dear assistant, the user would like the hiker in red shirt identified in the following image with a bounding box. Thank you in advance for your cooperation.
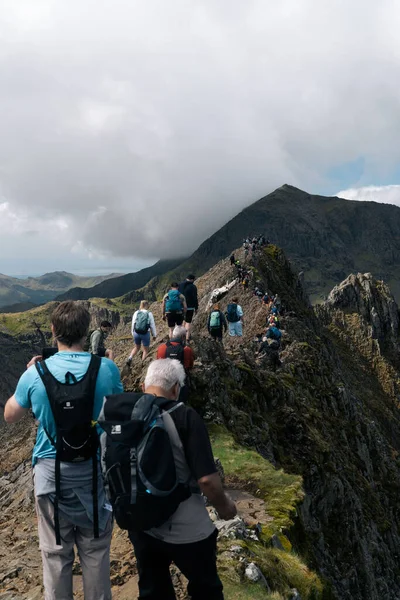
[157,326,194,402]
[157,326,194,369]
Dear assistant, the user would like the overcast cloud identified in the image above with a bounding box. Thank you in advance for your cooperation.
[1,0,400,274]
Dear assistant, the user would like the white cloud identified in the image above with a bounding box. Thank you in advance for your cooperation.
[337,185,400,208]
[0,0,400,273]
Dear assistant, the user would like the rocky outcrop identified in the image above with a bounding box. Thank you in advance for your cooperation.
[324,272,400,345]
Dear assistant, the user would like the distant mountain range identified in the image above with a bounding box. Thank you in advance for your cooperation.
[0,271,122,309]
[35,184,400,306]
[56,259,184,302]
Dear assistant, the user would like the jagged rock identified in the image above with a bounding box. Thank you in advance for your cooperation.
[215,517,248,539]
[244,562,262,583]
[270,534,284,550]
[324,272,399,344]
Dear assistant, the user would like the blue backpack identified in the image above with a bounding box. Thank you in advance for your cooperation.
[166,289,183,312]
[226,304,240,323]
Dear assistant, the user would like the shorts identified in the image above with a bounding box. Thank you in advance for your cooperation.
[185,309,195,324]
[210,328,223,340]
[134,331,151,347]
[228,321,243,337]
[166,312,184,328]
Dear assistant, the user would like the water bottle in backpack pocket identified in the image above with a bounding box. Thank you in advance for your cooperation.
[98,393,192,532]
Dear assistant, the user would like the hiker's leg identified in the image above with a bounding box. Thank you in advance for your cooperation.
[185,310,194,339]
[228,323,236,337]
[141,332,151,360]
[172,530,224,600]
[129,531,176,600]
[167,313,176,339]
[76,514,113,600]
[36,495,75,600]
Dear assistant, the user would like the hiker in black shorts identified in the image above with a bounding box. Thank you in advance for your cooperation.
[162,283,187,339]
[178,275,198,341]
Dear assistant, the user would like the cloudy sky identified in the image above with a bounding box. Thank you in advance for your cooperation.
[1,0,400,276]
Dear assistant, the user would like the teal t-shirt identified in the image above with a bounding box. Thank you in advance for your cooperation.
[14,351,123,464]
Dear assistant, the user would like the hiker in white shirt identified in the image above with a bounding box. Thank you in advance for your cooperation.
[126,300,157,364]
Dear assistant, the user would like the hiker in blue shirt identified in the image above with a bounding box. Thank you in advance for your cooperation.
[266,324,282,348]
[4,301,123,600]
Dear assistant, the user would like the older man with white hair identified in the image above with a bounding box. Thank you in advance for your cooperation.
[130,358,236,600]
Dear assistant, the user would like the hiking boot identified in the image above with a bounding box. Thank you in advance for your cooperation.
[126,357,132,366]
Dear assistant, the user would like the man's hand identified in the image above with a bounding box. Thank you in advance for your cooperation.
[198,473,237,521]
[26,356,42,370]
[216,497,237,521]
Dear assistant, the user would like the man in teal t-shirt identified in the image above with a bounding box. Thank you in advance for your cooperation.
[4,301,123,600]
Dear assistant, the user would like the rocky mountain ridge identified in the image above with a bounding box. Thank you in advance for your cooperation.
[1,245,400,598]
[55,184,400,305]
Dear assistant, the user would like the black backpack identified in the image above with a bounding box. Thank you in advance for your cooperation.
[226,303,240,323]
[35,355,102,544]
[165,341,185,364]
[98,393,192,532]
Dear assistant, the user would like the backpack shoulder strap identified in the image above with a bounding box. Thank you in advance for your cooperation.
[161,405,192,484]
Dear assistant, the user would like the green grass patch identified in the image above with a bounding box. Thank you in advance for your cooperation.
[209,425,304,535]
[0,302,57,335]
[248,544,323,599]
[221,579,283,599]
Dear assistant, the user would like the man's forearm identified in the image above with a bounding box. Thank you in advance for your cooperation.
[198,473,236,516]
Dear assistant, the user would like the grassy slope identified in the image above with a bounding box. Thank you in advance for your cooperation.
[210,426,325,599]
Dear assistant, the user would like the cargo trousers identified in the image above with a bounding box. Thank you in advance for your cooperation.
[35,495,113,600]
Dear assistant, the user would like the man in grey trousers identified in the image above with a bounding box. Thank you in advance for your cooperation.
[4,301,123,599]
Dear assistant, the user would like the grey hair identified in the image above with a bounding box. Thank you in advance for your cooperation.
[172,326,187,340]
[144,359,186,391]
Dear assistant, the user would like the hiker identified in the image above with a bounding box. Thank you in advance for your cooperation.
[89,320,114,360]
[127,300,157,364]
[274,294,282,312]
[162,283,187,339]
[268,314,280,329]
[157,326,194,370]
[4,301,123,600]
[208,303,228,341]
[230,253,235,266]
[262,293,270,306]
[257,338,281,371]
[157,325,194,402]
[178,274,198,341]
[226,297,244,337]
[266,324,282,347]
[99,359,236,600]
